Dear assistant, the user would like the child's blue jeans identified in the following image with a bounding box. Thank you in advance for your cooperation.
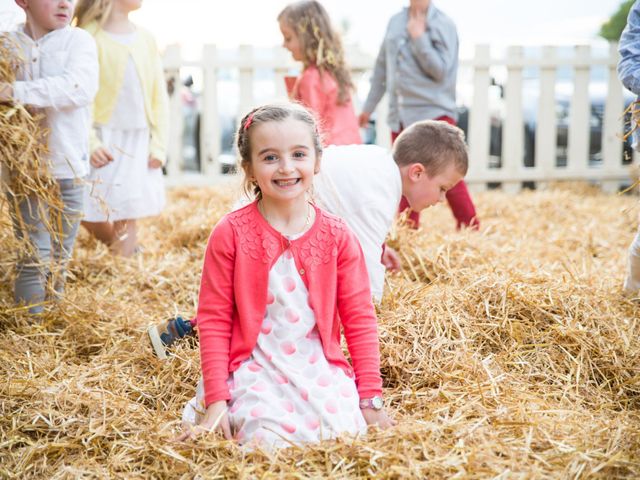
[8,178,84,314]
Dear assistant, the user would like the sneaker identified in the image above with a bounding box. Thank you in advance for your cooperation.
[148,316,195,359]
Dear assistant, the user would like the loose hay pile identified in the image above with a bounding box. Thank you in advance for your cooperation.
[0,184,639,478]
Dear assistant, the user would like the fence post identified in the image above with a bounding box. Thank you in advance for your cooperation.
[602,42,624,193]
[274,47,291,101]
[567,45,591,178]
[468,44,491,191]
[535,46,558,190]
[502,46,524,193]
[163,44,183,182]
[201,44,220,180]
[238,45,255,121]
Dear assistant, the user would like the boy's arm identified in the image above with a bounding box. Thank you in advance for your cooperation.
[408,20,457,83]
[618,2,640,95]
[13,30,99,110]
[336,225,383,399]
[361,35,388,115]
[148,39,170,165]
[198,218,236,407]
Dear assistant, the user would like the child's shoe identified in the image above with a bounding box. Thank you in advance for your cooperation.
[147,316,195,359]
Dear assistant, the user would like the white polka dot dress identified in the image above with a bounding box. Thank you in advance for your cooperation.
[183,236,366,448]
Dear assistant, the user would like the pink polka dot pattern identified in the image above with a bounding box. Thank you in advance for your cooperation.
[283,276,296,293]
[285,308,300,323]
[281,341,296,355]
[267,291,275,304]
[317,375,331,387]
[281,422,296,434]
[325,399,338,414]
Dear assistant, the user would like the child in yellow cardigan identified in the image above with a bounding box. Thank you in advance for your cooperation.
[74,0,169,256]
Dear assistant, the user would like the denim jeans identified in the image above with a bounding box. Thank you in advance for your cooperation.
[8,178,84,313]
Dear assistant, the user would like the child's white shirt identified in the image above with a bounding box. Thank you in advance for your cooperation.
[8,24,99,179]
[314,144,402,301]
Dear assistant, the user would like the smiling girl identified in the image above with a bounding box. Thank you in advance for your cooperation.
[178,103,394,448]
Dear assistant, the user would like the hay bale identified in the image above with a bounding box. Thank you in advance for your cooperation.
[0,184,639,478]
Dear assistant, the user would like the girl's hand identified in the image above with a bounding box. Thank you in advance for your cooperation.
[358,112,371,128]
[361,407,396,429]
[148,156,163,169]
[174,400,231,442]
[90,147,114,168]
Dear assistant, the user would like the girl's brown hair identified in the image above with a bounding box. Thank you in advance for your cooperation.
[73,0,113,28]
[236,103,323,199]
[278,1,354,105]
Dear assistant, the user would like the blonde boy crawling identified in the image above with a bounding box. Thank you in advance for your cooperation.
[0,0,98,314]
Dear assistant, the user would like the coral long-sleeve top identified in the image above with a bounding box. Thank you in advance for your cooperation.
[292,65,362,146]
[197,201,383,407]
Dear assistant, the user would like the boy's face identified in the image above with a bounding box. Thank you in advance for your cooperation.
[16,0,73,33]
[403,162,463,212]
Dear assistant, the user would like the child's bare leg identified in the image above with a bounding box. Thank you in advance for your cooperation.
[113,219,137,257]
[82,221,116,246]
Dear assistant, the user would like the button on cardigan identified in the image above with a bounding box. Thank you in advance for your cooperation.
[197,201,383,407]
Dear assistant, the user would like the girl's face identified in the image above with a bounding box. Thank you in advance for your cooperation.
[279,20,304,62]
[114,0,143,14]
[247,118,319,205]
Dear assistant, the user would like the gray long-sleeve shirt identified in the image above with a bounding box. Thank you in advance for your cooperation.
[362,4,459,131]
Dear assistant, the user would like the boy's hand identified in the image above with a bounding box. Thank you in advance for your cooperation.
[382,246,402,272]
[358,112,371,128]
[148,156,163,169]
[361,407,396,429]
[0,82,14,102]
[90,147,114,168]
[174,400,231,441]
[407,7,428,40]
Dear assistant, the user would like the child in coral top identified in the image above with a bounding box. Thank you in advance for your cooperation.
[177,103,394,448]
[278,1,361,146]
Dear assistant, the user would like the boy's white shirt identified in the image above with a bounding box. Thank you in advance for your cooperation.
[313,144,402,301]
[8,24,99,179]
[233,144,402,301]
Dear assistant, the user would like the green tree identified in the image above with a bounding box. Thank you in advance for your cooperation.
[600,0,634,41]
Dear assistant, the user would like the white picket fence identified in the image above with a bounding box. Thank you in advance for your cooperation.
[162,43,636,192]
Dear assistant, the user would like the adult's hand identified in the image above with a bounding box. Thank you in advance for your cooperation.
[407,4,428,40]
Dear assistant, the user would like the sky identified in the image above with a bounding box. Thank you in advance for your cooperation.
[0,0,627,59]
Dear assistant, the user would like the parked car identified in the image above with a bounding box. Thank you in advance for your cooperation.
[457,47,635,171]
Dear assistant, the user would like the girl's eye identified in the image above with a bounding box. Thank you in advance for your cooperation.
[293,151,306,158]
[264,154,278,162]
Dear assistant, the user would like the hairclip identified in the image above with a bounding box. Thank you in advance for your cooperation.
[244,112,255,131]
